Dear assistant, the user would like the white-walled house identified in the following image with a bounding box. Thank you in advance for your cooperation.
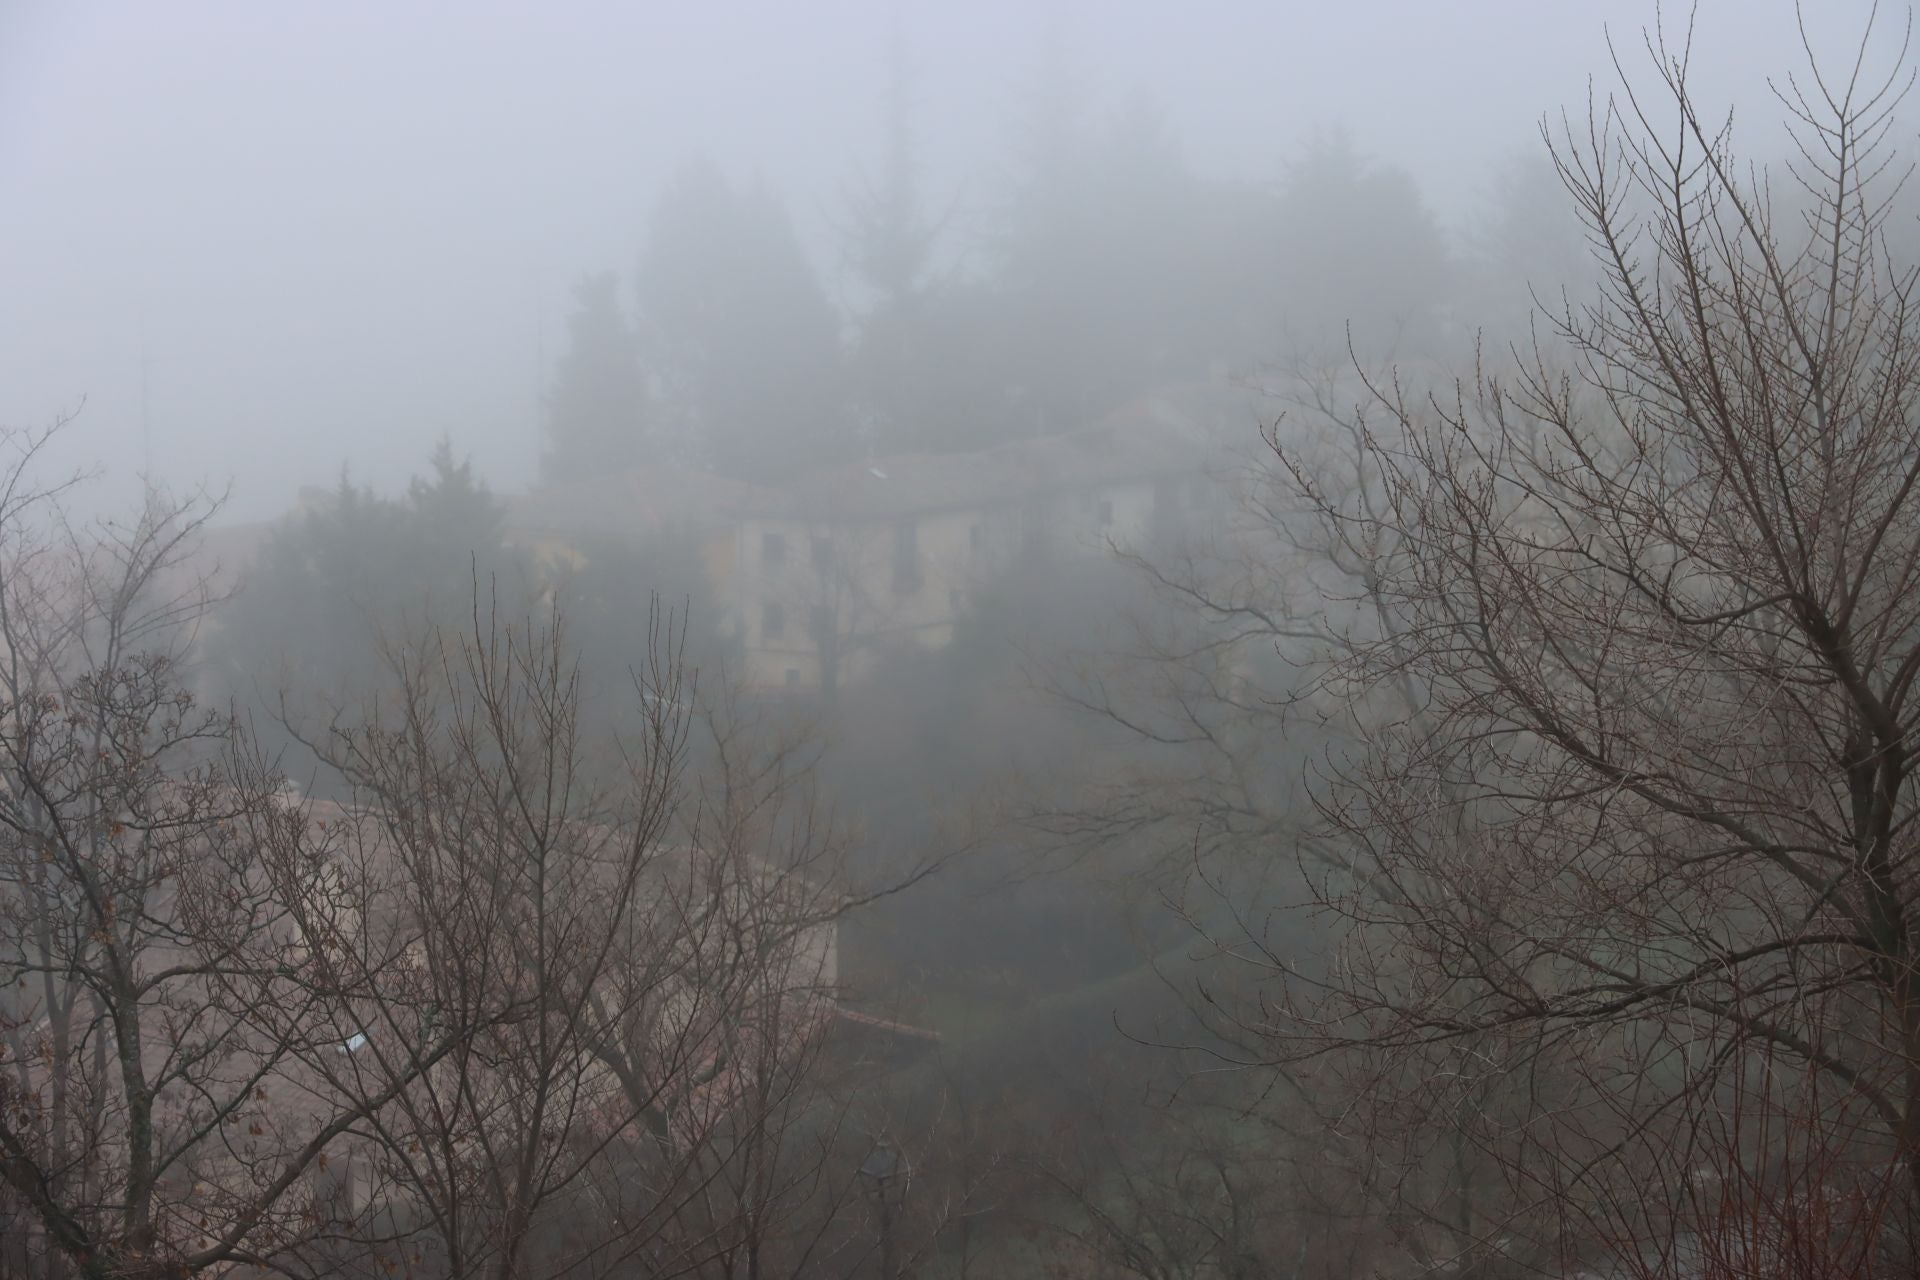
[731,390,1235,691]
[506,383,1248,694]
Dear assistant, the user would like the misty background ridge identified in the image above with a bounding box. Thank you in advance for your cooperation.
[0,0,1878,518]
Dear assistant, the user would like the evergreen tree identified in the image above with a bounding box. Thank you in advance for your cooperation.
[1075,90,1222,395]
[207,444,527,770]
[410,435,510,575]
[637,161,847,479]
[842,20,938,313]
[839,21,980,456]
[1462,149,1597,332]
[213,469,413,706]
[986,38,1240,438]
[989,24,1097,438]
[543,270,649,483]
[1264,132,1453,360]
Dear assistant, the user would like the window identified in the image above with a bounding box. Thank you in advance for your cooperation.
[761,531,787,566]
[891,520,921,593]
[810,604,831,641]
[811,535,833,570]
[948,589,962,616]
[763,601,785,640]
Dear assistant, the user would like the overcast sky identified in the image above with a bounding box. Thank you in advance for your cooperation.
[0,0,1889,521]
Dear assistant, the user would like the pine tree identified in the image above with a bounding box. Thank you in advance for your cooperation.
[208,445,526,775]
[842,20,937,313]
[543,271,649,484]
[1265,132,1452,359]
[411,437,506,561]
[839,21,955,455]
[637,161,847,479]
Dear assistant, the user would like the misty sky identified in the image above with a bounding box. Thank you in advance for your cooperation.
[0,0,1885,521]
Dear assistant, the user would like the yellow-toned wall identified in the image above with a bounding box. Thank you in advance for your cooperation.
[730,473,1206,691]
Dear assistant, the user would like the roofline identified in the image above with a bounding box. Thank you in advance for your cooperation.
[830,1005,943,1042]
[740,459,1214,524]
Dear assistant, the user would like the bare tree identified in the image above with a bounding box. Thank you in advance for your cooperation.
[1199,7,1920,1269]
[0,417,484,1280]
[582,690,865,1280]
[0,413,952,1280]
[265,595,699,1280]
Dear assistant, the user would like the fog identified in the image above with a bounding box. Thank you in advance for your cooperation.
[5,2,1918,1277]
[0,0,1863,515]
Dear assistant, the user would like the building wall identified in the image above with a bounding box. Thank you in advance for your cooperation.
[732,472,1211,692]
[736,504,1008,690]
